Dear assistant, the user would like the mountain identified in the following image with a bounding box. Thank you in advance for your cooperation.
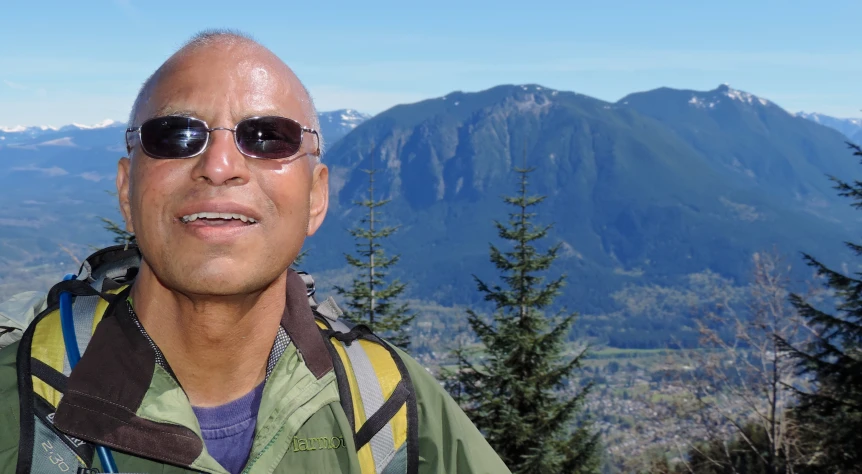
[0,90,858,348]
[797,111,862,144]
[307,84,858,346]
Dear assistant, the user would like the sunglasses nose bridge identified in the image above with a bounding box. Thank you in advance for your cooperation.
[204,126,241,154]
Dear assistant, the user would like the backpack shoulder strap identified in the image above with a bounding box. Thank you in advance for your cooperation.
[16,245,139,473]
[310,292,419,474]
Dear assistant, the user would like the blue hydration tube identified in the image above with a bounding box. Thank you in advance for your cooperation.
[60,273,119,473]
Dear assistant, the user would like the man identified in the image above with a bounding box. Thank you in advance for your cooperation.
[0,31,510,473]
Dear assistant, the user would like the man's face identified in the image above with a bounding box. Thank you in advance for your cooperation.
[117,44,328,296]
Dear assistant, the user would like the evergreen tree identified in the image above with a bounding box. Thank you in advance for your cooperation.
[334,154,414,350]
[446,154,600,473]
[101,217,134,246]
[292,249,308,268]
[101,191,135,246]
[778,143,862,472]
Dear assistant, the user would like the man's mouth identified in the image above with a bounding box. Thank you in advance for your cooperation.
[180,212,258,225]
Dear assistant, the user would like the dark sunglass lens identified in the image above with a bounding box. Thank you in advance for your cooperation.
[140,116,208,159]
[236,117,302,159]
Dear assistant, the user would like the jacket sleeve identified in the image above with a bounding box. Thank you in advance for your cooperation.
[398,349,511,474]
[0,342,21,471]
[0,291,47,349]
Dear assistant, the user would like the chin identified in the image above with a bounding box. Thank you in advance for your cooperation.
[176,275,272,297]
[165,260,286,297]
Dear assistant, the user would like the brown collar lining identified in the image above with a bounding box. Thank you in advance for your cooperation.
[282,270,334,379]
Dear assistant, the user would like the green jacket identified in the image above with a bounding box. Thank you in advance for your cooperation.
[0,272,509,474]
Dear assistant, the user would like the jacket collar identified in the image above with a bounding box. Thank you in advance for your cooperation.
[53,269,333,468]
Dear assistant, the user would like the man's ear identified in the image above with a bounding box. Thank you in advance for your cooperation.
[307,162,329,236]
[116,157,135,234]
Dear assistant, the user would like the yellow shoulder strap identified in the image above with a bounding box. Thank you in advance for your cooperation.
[315,315,415,474]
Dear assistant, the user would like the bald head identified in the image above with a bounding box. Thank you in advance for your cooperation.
[128,30,323,155]
[115,31,331,301]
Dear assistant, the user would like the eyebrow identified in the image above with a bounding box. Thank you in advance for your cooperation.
[151,106,196,118]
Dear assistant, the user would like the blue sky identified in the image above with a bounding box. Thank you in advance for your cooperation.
[0,0,860,127]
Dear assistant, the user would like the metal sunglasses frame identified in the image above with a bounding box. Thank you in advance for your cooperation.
[125,115,320,160]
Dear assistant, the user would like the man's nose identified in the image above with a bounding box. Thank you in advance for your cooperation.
[191,129,251,186]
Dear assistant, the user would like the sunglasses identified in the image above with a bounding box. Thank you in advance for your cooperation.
[125,115,320,160]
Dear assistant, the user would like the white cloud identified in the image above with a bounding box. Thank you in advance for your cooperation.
[2,79,47,98]
[79,172,113,182]
[38,137,76,147]
[3,80,28,91]
[12,165,69,177]
[0,218,43,228]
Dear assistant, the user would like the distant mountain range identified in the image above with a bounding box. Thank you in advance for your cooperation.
[0,89,859,348]
[0,110,370,147]
[796,111,862,144]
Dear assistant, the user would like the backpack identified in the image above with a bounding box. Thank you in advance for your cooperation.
[7,244,418,474]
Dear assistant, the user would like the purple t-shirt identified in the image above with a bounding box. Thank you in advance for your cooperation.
[192,383,265,474]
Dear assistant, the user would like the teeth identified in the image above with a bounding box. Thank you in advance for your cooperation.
[181,212,257,223]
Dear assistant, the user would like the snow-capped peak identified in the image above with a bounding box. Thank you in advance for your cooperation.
[1,120,120,134]
[797,111,862,139]
[718,85,769,106]
[685,85,770,111]
[797,111,862,127]
[0,124,59,133]
[688,96,717,109]
[68,119,118,130]
[320,109,371,131]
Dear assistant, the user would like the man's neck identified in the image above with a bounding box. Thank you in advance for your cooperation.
[130,264,286,407]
